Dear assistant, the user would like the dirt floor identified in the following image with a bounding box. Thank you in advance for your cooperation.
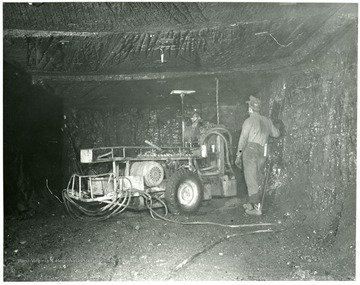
[3,191,356,282]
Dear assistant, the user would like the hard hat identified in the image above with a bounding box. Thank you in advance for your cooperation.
[246,95,261,112]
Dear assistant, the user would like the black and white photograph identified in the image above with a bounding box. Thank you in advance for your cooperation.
[2,1,357,281]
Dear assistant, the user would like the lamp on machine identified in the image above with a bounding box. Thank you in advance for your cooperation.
[160,47,165,63]
[155,47,168,64]
[170,90,196,147]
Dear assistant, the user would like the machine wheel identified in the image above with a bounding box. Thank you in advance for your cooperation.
[165,169,203,214]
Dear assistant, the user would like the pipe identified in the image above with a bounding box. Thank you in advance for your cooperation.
[145,140,162,151]
[215,78,220,124]
[181,93,185,147]
[198,128,235,176]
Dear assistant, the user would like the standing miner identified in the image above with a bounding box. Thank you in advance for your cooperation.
[235,96,280,216]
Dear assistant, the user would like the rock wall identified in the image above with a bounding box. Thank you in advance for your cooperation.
[63,105,182,177]
[64,106,182,148]
[258,28,356,231]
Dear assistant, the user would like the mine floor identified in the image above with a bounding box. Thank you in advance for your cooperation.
[3,196,355,281]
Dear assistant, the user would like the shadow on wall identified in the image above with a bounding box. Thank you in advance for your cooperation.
[3,62,64,216]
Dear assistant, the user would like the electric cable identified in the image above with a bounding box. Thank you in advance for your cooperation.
[63,189,131,221]
[167,228,278,280]
[62,175,134,221]
[63,184,276,227]
[141,193,276,228]
[143,193,169,220]
[46,179,63,204]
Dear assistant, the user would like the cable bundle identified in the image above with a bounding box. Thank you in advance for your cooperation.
[62,184,132,221]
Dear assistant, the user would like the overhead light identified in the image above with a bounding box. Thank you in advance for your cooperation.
[58,40,70,45]
[28,3,44,7]
[170,90,196,95]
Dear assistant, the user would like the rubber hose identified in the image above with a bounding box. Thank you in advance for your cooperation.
[198,129,235,176]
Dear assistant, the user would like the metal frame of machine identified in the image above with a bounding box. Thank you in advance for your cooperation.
[62,90,238,220]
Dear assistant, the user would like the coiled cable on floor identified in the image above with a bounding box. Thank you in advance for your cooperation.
[142,192,169,220]
[141,193,276,228]
[62,188,275,227]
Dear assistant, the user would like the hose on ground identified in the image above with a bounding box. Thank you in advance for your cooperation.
[141,193,276,228]
[63,188,276,227]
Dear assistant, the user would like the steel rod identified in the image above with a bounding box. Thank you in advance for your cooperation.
[180,93,185,147]
[215,78,219,124]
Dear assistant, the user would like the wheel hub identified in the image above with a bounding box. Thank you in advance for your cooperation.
[178,181,199,206]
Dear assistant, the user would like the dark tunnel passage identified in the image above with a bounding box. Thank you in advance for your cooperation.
[3,62,64,216]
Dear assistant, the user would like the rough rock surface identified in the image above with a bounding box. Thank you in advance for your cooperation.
[4,195,355,281]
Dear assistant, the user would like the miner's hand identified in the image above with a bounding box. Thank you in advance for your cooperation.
[274,119,286,137]
[235,155,243,170]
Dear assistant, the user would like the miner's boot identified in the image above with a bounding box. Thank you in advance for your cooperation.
[245,203,262,216]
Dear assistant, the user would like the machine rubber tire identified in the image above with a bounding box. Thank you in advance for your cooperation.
[165,169,203,214]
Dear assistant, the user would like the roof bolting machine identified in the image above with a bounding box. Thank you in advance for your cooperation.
[62,90,238,220]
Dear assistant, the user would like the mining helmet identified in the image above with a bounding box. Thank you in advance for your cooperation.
[246,95,261,112]
[191,111,201,122]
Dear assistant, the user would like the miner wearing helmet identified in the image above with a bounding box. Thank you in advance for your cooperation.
[184,110,202,146]
[235,96,280,216]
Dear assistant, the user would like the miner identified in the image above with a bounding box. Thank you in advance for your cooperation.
[184,111,202,146]
[235,96,280,216]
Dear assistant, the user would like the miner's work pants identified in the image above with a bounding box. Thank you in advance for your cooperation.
[243,142,266,204]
